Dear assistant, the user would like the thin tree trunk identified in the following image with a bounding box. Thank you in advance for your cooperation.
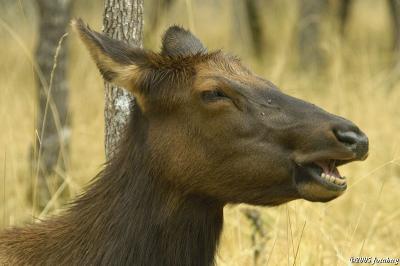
[338,0,352,35]
[389,0,400,52]
[103,0,144,159]
[231,0,265,61]
[32,0,71,210]
[244,0,265,58]
[298,0,328,70]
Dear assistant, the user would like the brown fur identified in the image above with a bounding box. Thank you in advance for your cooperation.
[0,19,368,265]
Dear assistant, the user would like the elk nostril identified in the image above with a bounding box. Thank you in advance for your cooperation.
[335,130,359,145]
[334,129,369,159]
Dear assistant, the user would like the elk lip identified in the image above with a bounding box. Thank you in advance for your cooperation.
[296,160,347,192]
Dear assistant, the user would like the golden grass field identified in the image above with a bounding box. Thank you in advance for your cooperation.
[0,0,399,265]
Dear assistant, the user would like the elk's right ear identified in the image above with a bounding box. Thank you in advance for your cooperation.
[71,18,149,96]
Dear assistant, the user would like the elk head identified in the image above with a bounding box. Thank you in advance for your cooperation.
[73,19,368,206]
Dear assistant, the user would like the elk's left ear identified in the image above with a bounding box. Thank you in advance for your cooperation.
[161,26,207,57]
[71,18,150,96]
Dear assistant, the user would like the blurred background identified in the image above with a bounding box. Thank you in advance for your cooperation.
[0,0,399,265]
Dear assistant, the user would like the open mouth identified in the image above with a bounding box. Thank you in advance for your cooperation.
[295,159,350,200]
[304,160,347,190]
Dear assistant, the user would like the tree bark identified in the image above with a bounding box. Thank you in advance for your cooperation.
[33,0,71,209]
[103,0,144,159]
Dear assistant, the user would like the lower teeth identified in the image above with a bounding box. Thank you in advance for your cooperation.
[320,173,346,185]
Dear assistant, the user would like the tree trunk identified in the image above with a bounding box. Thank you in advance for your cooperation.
[231,0,265,61]
[103,0,144,159]
[32,0,71,210]
[297,0,328,70]
[389,0,400,52]
[338,0,352,35]
[244,0,265,59]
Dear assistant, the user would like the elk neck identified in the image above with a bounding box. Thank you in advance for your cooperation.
[1,107,223,265]
[66,107,224,265]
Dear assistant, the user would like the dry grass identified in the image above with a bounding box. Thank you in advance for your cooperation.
[0,0,399,265]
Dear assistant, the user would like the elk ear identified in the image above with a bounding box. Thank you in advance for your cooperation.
[161,26,207,57]
[71,18,148,96]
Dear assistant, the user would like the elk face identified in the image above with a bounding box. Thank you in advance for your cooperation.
[73,20,368,206]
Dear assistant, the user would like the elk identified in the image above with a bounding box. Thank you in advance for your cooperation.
[0,19,369,266]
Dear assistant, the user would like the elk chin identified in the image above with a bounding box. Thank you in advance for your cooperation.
[294,163,347,202]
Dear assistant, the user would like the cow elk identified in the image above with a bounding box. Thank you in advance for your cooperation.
[0,19,369,265]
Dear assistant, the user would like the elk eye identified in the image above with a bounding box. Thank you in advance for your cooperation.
[201,90,229,102]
